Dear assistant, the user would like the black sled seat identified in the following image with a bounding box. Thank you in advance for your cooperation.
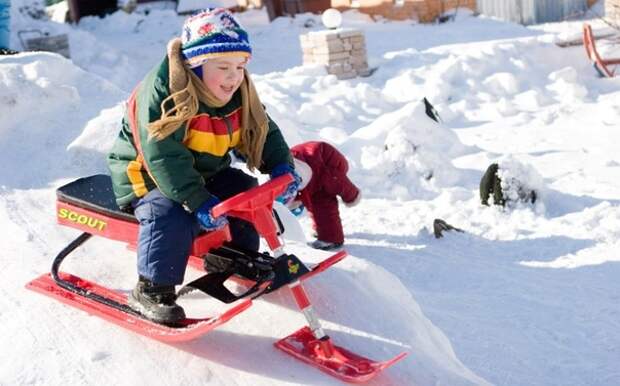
[57,174,137,223]
[55,174,231,252]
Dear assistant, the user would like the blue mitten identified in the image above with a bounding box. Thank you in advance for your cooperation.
[270,163,301,205]
[195,196,228,231]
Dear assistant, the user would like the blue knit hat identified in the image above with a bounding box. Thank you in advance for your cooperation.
[181,8,252,69]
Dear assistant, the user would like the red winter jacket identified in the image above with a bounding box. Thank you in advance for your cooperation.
[291,141,359,210]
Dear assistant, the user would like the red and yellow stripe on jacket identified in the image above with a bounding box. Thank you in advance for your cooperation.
[124,87,243,200]
[184,108,241,155]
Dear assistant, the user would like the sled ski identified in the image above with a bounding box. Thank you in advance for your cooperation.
[27,271,252,343]
[273,280,407,383]
[26,173,406,383]
[276,326,408,383]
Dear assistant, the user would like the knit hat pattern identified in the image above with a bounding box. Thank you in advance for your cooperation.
[181,8,252,69]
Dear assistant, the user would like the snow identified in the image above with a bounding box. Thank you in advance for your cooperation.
[495,156,544,207]
[2,1,620,385]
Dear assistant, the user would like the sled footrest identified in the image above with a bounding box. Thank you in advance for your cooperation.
[179,270,274,304]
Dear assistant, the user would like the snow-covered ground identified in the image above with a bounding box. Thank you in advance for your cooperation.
[1,1,619,385]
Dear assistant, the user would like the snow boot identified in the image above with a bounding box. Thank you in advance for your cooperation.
[128,277,186,324]
[308,239,343,251]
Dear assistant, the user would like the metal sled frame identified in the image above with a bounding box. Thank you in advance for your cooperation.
[26,174,406,382]
[583,23,620,78]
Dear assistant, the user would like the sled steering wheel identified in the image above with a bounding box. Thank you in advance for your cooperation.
[211,174,293,250]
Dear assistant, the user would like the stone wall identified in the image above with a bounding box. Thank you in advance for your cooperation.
[300,28,370,79]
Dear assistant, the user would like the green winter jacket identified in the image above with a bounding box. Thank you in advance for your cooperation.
[107,56,292,212]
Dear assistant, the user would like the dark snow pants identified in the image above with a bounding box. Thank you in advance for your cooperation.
[133,167,259,285]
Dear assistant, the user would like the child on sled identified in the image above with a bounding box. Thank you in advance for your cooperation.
[107,9,301,324]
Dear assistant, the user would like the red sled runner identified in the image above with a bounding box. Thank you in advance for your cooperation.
[26,174,406,383]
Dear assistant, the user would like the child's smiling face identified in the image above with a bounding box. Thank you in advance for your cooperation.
[201,56,248,103]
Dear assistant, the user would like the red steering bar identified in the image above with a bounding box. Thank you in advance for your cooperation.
[211,174,293,251]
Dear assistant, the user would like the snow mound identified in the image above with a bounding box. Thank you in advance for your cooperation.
[0,53,125,188]
[343,99,468,200]
[497,155,545,208]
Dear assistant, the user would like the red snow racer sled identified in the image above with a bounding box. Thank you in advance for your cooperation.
[26,174,406,383]
[583,23,620,78]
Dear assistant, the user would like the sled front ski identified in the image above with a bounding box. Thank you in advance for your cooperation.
[274,281,407,383]
[26,272,252,343]
[276,326,407,383]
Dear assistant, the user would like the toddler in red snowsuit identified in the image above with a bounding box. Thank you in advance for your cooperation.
[290,141,361,251]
